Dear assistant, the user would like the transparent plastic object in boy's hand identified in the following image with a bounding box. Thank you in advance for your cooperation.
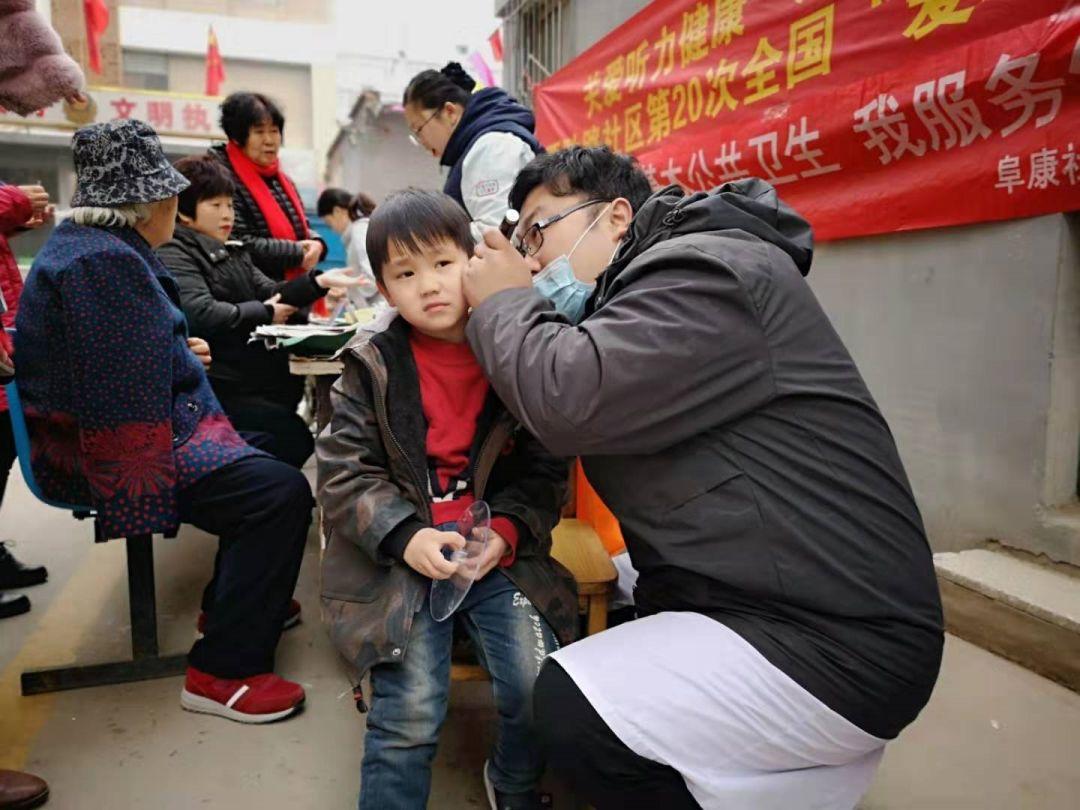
[429,501,491,622]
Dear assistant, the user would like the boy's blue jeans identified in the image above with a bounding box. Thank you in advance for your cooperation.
[358,559,558,810]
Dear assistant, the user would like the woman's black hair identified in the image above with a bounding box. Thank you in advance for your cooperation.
[219,92,285,146]
[366,189,474,282]
[317,188,377,221]
[173,155,236,219]
[402,61,476,111]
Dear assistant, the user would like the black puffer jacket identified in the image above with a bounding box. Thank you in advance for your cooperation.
[208,143,324,280]
[157,224,327,406]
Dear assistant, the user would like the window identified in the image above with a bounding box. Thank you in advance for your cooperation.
[123,51,169,91]
[502,0,568,108]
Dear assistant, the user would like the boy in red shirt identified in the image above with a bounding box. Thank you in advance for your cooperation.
[317,190,578,810]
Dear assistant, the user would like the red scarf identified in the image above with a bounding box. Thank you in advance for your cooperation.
[225,140,310,280]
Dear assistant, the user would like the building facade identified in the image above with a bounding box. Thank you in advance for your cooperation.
[0,0,337,264]
[324,90,444,203]
[495,0,1080,566]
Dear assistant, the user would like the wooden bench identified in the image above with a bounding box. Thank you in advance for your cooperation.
[450,518,617,682]
[552,518,618,636]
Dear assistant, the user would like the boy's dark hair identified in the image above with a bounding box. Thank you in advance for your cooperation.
[508,146,654,214]
[402,61,475,110]
[219,92,285,146]
[317,187,377,220]
[366,189,474,283]
[173,155,235,219]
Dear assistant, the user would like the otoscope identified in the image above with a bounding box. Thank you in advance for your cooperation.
[499,209,520,240]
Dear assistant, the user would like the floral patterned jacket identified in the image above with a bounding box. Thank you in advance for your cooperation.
[14,220,262,538]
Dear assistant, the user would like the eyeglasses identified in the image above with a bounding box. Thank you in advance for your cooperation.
[408,109,440,148]
[516,198,608,257]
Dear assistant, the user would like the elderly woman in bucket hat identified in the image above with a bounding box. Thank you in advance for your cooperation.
[14,120,312,723]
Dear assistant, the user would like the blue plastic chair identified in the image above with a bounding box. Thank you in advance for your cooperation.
[307,214,347,271]
[5,380,94,516]
[4,361,186,695]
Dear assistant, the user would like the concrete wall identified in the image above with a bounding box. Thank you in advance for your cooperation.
[810,214,1080,564]
[327,110,444,204]
[565,0,652,57]
[52,0,123,84]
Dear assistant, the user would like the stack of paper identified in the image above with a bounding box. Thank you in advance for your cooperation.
[250,323,361,356]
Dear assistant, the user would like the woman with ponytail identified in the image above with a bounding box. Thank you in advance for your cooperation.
[317,188,381,306]
[403,62,541,241]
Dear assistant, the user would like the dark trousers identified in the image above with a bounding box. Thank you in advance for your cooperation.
[215,389,313,470]
[180,454,312,679]
[0,410,14,510]
[534,659,702,810]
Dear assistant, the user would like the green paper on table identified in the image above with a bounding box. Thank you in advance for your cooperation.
[250,323,361,357]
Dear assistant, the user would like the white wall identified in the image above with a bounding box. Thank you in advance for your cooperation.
[119,6,335,65]
[810,214,1080,564]
[328,110,444,203]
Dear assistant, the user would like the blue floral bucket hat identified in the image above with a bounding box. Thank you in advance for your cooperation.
[70,119,190,207]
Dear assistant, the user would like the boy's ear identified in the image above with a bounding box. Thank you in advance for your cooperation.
[376,280,393,307]
[178,212,194,226]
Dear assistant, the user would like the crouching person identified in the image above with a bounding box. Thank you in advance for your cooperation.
[15,121,311,723]
[317,190,578,810]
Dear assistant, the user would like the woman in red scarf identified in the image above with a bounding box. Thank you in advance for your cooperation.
[210,92,325,286]
[206,93,329,467]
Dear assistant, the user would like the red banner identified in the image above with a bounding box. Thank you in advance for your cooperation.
[533,0,1080,241]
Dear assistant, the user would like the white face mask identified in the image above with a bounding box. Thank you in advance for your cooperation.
[533,204,611,324]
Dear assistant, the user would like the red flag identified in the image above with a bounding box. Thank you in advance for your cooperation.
[205,26,226,97]
[84,0,109,75]
[488,28,503,63]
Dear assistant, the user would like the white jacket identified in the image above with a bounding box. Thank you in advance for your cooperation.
[459,131,537,243]
[341,217,382,307]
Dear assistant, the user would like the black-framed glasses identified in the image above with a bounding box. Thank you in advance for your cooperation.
[516,198,608,257]
[408,109,441,148]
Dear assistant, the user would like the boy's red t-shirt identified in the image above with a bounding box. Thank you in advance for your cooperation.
[410,329,519,564]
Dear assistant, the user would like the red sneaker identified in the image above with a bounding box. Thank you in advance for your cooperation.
[180,667,305,724]
[196,598,302,637]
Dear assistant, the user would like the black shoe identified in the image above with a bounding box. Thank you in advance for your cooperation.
[0,542,47,589]
[0,592,30,619]
[0,769,50,809]
[483,760,552,810]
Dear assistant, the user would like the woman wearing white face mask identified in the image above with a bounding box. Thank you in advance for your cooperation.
[463,147,943,810]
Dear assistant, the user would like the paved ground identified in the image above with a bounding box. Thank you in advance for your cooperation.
[1,465,1078,809]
